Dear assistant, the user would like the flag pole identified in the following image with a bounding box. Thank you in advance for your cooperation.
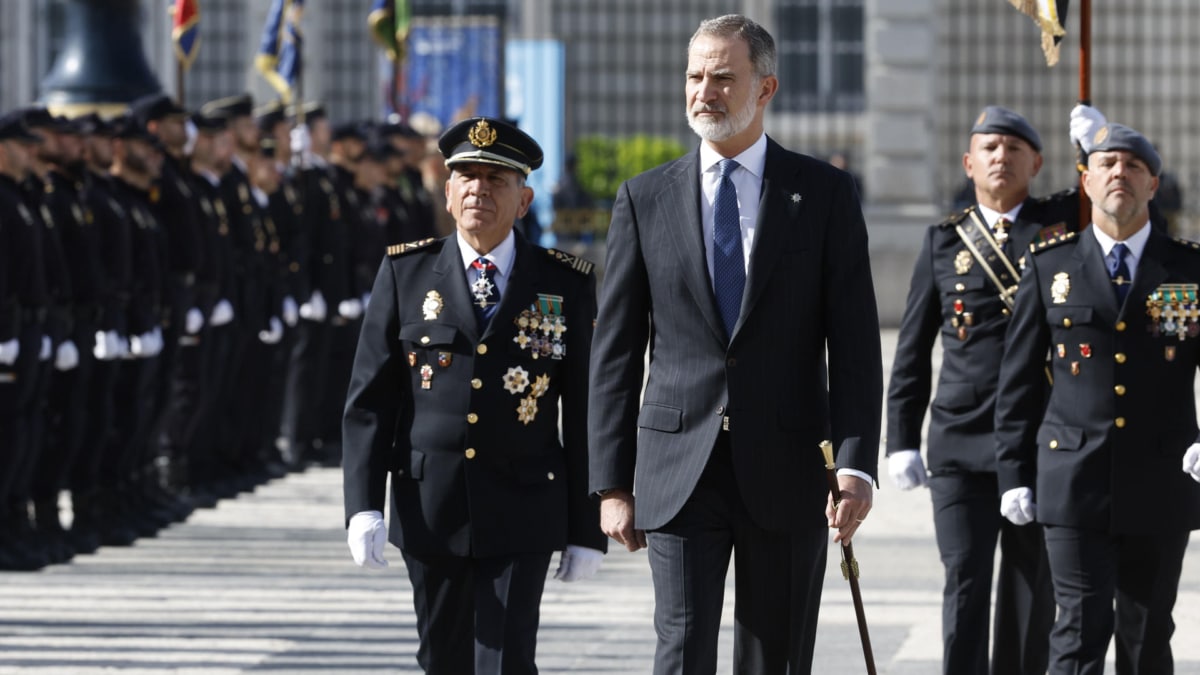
[1077,0,1092,230]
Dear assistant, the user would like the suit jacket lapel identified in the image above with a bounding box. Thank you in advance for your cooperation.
[1123,231,1169,321]
[1073,226,1120,321]
[484,232,538,340]
[656,150,727,345]
[431,237,480,342]
[738,139,798,335]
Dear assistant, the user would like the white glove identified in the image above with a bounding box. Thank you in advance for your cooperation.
[282,295,299,327]
[258,316,284,344]
[347,510,389,569]
[1000,487,1037,526]
[338,297,364,320]
[553,545,604,582]
[1069,104,1107,152]
[1183,443,1200,483]
[131,327,164,358]
[39,335,52,361]
[290,124,311,156]
[299,289,327,322]
[0,337,19,365]
[210,299,235,327]
[887,449,928,491]
[54,340,79,371]
[185,307,204,335]
[183,118,198,156]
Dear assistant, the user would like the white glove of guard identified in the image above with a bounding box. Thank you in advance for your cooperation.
[887,449,928,491]
[39,335,52,361]
[185,307,205,335]
[1000,487,1037,526]
[282,295,299,327]
[553,545,604,582]
[338,297,364,320]
[258,316,284,344]
[54,340,79,371]
[210,299,235,327]
[347,510,389,569]
[299,289,327,322]
[1069,104,1107,152]
[1183,443,1200,483]
[290,124,311,156]
[131,327,164,358]
[0,338,19,365]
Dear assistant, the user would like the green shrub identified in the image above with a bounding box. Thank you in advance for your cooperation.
[574,134,688,202]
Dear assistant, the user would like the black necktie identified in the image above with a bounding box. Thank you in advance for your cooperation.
[712,158,745,338]
[470,257,499,329]
[1108,242,1131,304]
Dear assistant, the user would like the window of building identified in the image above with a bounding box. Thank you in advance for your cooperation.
[774,0,864,113]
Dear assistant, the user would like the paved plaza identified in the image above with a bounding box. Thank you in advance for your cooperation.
[1,330,1198,674]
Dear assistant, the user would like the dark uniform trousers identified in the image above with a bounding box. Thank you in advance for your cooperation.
[343,233,605,675]
[888,199,1073,675]
[996,226,1200,675]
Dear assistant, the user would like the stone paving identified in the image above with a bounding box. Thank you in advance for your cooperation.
[1,330,1198,674]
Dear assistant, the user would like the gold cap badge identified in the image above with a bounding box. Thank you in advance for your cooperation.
[468,119,497,148]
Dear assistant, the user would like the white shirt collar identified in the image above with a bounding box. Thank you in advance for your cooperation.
[457,229,516,279]
[1091,221,1152,261]
[976,202,1024,229]
[699,133,768,180]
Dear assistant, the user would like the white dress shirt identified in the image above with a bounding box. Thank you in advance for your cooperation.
[1091,220,1151,283]
[976,202,1024,230]
[699,134,767,282]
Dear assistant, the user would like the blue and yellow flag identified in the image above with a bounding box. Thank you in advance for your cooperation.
[1009,0,1069,66]
[256,0,304,103]
[368,0,412,63]
[172,0,201,70]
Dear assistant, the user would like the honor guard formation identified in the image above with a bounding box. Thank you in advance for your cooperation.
[0,93,442,571]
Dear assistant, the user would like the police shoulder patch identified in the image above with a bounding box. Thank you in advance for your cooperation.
[386,238,438,257]
[937,206,973,229]
[546,248,595,275]
[1030,229,1078,254]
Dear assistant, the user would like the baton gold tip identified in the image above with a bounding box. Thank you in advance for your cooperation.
[819,440,835,469]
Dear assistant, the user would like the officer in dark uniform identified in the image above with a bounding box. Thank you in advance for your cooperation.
[343,117,606,674]
[0,110,51,570]
[887,107,1064,675]
[996,123,1200,675]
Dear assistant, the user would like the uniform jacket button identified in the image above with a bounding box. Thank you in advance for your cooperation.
[465,448,476,459]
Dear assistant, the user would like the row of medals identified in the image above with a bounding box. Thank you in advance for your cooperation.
[1147,284,1200,340]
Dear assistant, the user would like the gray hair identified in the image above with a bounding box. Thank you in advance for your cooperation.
[689,14,776,80]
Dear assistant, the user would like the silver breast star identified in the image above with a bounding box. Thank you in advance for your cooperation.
[791,193,802,203]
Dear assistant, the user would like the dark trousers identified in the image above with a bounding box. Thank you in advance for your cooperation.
[0,326,43,506]
[401,549,552,675]
[929,471,1054,675]
[646,435,828,675]
[1043,525,1190,675]
[35,324,96,500]
[278,318,332,454]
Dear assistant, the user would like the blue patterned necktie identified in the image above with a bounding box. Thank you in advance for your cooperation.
[1108,242,1131,304]
[712,158,745,338]
[470,257,500,329]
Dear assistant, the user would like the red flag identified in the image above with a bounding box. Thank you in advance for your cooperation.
[172,0,201,70]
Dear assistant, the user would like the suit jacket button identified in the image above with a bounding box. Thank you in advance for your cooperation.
[1114,352,1127,364]
[955,283,965,292]
[1114,384,1126,396]
[547,472,555,481]
[726,357,736,367]
[717,405,725,415]
[1115,417,1127,428]
[467,413,479,424]
[471,378,483,389]
[420,336,431,345]
[1049,439,1059,449]
[465,448,476,459]
[1116,321,1127,332]
[1063,318,1073,328]
[477,344,488,355]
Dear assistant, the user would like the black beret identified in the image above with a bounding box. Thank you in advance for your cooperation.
[331,121,367,143]
[438,117,543,175]
[200,93,254,120]
[19,107,70,133]
[1087,123,1162,176]
[73,113,115,137]
[110,115,161,148]
[190,111,228,132]
[970,105,1042,152]
[130,93,186,127]
[360,139,403,163]
[0,110,41,143]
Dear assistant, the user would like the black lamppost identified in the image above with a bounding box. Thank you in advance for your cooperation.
[40,0,163,116]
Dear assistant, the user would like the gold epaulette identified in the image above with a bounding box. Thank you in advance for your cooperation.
[386,238,437,257]
[1170,235,1200,252]
[937,206,973,228]
[546,248,595,275]
[1029,229,1078,253]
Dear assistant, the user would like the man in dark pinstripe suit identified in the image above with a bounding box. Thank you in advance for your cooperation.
[588,15,883,674]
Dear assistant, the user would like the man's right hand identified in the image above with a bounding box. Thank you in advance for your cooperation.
[1000,487,1037,526]
[599,489,645,552]
[347,510,389,569]
[1069,104,1107,152]
[887,449,928,491]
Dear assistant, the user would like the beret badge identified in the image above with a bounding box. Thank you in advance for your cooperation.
[468,119,497,148]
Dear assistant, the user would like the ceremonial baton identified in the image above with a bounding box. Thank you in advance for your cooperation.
[820,440,877,675]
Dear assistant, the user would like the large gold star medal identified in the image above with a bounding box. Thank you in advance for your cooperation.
[1050,272,1071,304]
[954,249,973,275]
